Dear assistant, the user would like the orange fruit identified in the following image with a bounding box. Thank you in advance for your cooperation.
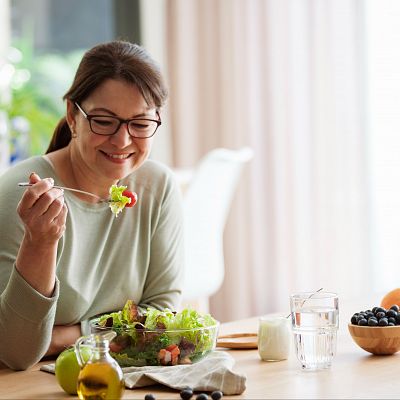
[380,288,400,310]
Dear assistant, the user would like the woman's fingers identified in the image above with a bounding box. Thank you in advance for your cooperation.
[40,202,68,240]
[35,191,63,219]
[19,178,56,211]
[51,204,68,237]
[28,172,41,184]
[29,187,65,218]
[17,173,68,242]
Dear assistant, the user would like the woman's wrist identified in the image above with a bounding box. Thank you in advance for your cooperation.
[15,236,58,297]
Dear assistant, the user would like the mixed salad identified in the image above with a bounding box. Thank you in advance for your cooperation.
[108,185,137,217]
[93,300,219,367]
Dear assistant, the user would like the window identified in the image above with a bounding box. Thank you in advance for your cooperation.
[5,0,141,161]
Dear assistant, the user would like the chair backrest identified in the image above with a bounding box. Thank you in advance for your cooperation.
[181,147,254,301]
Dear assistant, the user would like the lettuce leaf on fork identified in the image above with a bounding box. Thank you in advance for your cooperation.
[108,184,131,217]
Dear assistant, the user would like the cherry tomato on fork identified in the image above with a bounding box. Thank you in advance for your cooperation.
[122,190,138,207]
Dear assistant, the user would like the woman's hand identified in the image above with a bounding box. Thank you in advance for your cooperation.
[17,172,67,245]
[45,324,82,357]
[15,172,68,297]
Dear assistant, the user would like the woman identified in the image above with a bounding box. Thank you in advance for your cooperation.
[0,41,184,370]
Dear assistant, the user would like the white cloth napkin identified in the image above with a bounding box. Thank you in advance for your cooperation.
[41,351,246,395]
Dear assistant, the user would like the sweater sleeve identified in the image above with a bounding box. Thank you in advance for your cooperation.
[0,268,59,370]
[0,160,59,370]
[139,170,185,312]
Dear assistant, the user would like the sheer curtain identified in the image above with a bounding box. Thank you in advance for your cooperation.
[165,0,372,322]
[365,1,400,293]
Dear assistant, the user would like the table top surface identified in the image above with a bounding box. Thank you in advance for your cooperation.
[1,295,399,399]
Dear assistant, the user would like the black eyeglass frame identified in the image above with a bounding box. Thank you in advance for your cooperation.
[74,102,162,138]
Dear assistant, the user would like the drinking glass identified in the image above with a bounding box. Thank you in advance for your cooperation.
[290,291,339,370]
[258,316,291,361]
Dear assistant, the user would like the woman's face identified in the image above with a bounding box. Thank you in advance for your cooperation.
[67,79,158,182]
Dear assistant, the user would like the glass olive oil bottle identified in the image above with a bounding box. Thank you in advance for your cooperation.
[75,335,124,400]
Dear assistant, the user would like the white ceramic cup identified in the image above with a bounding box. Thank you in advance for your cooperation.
[258,316,291,361]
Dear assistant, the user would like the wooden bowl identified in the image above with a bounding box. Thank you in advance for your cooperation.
[348,323,400,355]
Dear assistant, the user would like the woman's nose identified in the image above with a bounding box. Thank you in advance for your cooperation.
[109,122,132,147]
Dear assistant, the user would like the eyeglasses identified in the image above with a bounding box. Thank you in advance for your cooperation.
[74,102,161,138]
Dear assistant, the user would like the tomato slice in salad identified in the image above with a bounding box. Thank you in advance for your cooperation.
[122,190,138,207]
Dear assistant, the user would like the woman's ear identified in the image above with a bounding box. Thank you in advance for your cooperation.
[66,100,76,133]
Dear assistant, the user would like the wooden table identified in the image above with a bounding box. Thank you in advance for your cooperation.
[1,295,400,399]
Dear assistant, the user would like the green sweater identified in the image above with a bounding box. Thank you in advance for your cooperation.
[0,156,184,370]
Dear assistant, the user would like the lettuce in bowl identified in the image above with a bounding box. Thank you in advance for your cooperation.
[91,300,219,367]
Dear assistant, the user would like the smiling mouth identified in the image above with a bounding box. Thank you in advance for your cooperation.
[101,151,133,160]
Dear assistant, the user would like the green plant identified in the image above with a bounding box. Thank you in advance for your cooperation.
[1,38,83,156]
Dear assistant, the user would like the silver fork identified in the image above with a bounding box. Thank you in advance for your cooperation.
[18,182,111,203]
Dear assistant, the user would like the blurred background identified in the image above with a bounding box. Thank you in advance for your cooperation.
[1,0,400,322]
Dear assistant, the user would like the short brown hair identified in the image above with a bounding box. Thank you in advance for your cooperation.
[46,41,168,153]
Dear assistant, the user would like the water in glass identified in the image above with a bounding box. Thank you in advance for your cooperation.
[290,292,339,370]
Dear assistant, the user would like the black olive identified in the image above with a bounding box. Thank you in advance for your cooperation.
[180,389,194,400]
[211,391,223,400]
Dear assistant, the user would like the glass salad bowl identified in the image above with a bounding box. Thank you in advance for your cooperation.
[90,301,219,367]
